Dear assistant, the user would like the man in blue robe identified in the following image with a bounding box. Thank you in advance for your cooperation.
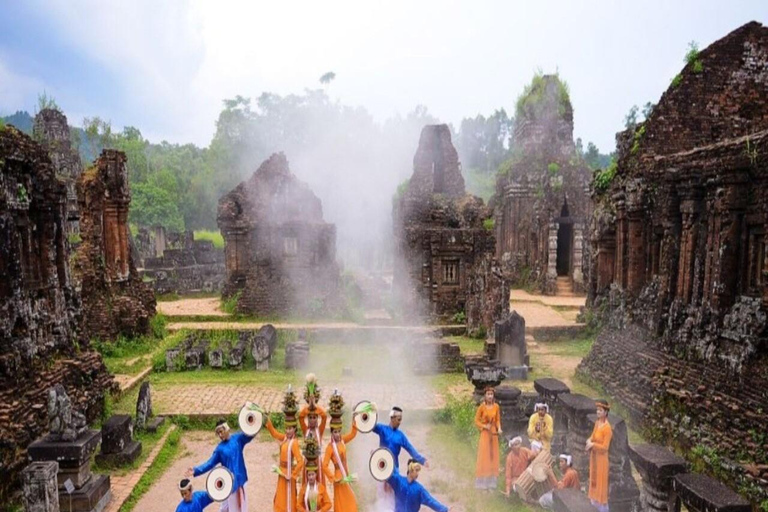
[186,419,254,512]
[176,478,214,512]
[387,460,449,512]
[373,406,429,511]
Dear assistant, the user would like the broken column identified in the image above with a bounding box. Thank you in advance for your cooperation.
[95,415,142,466]
[670,474,750,512]
[629,444,687,512]
[73,150,156,341]
[534,378,571,456]
[22,461,60,512]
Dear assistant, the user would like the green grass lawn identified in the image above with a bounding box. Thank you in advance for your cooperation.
[193,229,225,249]
[446,335,486,355]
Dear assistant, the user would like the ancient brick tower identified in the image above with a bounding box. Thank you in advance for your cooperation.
[218,152,342,316]
[579,21,768,493]
[492,74,592,295]
[73,150,156,341]
[0,125,112,499]
[393,124,507,334]
[33,108,83,236]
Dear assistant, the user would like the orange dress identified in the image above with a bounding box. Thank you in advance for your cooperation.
[297,482,332,512]
[322,425,358,512]
[505,447,533,494]
[588,419,612,505]
[299,405,328,485]
[474,402,501,488]
[266,421,305,512]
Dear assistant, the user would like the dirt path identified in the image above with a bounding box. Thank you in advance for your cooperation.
[157,297,229,317]
[509,290,586,308]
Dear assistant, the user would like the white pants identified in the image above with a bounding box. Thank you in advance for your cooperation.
[591,499,609,512]
[374,481,395,512]
[221,484,247,512]
[539,491,554,509]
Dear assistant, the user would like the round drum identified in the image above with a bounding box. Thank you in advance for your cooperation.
[369,447,395,482]
[353,401,377,433]
[206,467,234,502]
[238,402,264,436]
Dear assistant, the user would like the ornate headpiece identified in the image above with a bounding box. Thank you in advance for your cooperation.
[595,399,610,411]
[283,386,299,427]
[304,373,321,402]
[328,390,344,429]
[302,435,321,472]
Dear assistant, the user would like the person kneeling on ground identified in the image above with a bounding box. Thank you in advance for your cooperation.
[504,436,534,497]
[176,478,214,512]
[539,454,580,510]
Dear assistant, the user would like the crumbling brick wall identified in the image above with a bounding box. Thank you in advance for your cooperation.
[0,126,112,499]
[73,150,156,340]
[393,125,507,334]
[218,152,342,316]
[33,108,83,236]
[580,22,768,495]
[491,74,592,294]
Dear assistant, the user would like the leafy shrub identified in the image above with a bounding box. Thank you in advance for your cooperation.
[194,230,225,249]
[221,290,242,315]
[593,161,618,193]
[483,218,495,231]
[670,74,683,88]
[547,162,560,174]
[451,311,467,324]
[150,313,167,339]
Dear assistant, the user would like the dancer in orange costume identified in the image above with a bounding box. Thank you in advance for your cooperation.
[587,399,613,512]
[298,436,332,512]
[474,386,502,490]
[266,387,305,512]
[322,391,359,512]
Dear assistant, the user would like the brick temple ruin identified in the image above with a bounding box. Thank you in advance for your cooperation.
[0,125,112,499]
[393,124,507,334]
[492,74,592,295]
[33,108,83,236]
[73,150,156,341]
[580,22,768,497]
[218,152,342,316]
[137,227,226,295]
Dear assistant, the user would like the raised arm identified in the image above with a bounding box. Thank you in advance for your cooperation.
[299,407,309,436]
[318,406,328,437]
[401,432,426,465]
[193,448,221,476]
[265,417,286,442]
[237,431,255,446]
[420,485,449,512]
[322,444,336,482]
[342,422,358,443]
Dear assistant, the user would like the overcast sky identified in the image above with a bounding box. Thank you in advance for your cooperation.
[1,1,765,153]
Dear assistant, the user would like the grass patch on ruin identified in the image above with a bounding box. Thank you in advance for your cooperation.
[427,421,535,512]
[446,335,485,355]
[193,229,225,249]
[118,427,182,512]
[97,328,186,376]
[156,291,220,302]
[545,336,595,358]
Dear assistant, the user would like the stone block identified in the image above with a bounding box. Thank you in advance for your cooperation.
[99,415,133,454]
[165,347,182,371]
[209,348,225,368]
[28,429,101,469]
[95,440,141,467]
[57,460,92,489]
[146,416,166,434]
[553,488,600,512]
[629,444,687,512]
[22,461,60,512]
[504,365,528,380]
[285,341,310,369]
[495,310,527,366]
[257,324,278,358]
[252,335,271,371]
[58,474,111,512]
[185,346,206,370]
[671,474,750,512]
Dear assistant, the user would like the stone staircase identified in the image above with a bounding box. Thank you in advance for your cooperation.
[556,276,576,297]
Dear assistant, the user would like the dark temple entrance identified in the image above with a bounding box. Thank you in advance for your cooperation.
[556,201,572,277]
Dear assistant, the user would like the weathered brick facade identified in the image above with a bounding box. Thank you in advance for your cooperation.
[492,74,592,295]
[580,22,768,495]
[73,150,156,341]
[0,126,112,500]
[393,124,507,334]
[218,153,342,316]
[33,109,83,236]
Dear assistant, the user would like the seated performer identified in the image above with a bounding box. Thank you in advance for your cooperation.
[387,459,449,512]
[503,436,534,497]
[373,406,429,511]
[527,403,554,451]
[187,418,253,512]
[298,436,332,512]
[267,388,305,512]
[176,478,214,512]
[322,391,359,512]
[539,454,581,509]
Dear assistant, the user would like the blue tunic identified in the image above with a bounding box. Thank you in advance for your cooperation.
[176,491,213,512]
[193,432,253,491]
[387,473,448,512]
[372,423,425,470]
